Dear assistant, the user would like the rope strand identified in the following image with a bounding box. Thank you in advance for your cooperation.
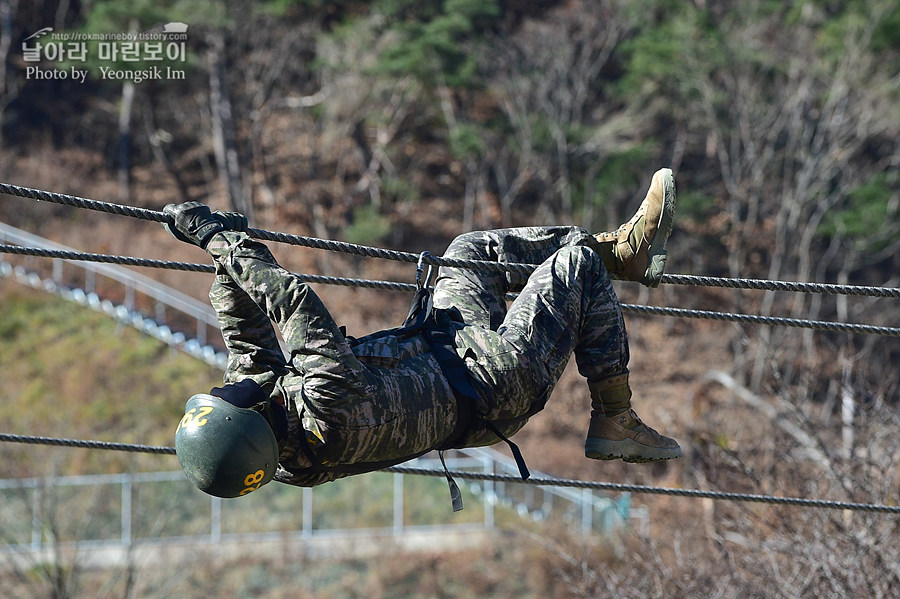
[620,303,900,337]
[1,432,897,514]
[0,433,175,455]
[661,273,900,298]
[388,466,900,515]
[2,245,898,336]
[0,244,216,273]
[0,182,531,274]
[6,182,900,295]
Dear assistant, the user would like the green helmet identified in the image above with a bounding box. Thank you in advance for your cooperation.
[174,394,279,498]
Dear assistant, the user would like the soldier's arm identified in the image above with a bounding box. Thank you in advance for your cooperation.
[204,231,359,373]
[209,263,288,392]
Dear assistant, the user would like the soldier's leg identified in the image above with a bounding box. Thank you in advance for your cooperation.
[433,226,593,330]
[499,245,681,463]
[589,168,677,288]
[499,245,626,391]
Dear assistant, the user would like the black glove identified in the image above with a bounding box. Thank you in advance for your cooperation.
[213,210,248,232]
[163,202,224,248]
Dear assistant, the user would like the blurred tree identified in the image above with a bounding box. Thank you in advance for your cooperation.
[620,0,900,397]
[71,0,221,202]
[0,0,19,150]
[314,12,425,241]
[375,0,501,88]
[481,0,645,227]
[372,0,503,230]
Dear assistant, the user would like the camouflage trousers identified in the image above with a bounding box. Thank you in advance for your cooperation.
[437,226,628,376]
[433,227,629,442]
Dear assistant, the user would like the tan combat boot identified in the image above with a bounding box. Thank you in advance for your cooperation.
[585,373,681,463]
[591,168,676,288]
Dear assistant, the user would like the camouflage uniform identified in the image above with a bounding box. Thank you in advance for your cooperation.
[204,226,629,487]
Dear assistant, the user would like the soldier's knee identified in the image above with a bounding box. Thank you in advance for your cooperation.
[549,245,606,288]
[557,245,601,271]
[444,230,493,260]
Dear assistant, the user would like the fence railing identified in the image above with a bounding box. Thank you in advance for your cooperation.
[0,221,227,369]
[0,448,639,556]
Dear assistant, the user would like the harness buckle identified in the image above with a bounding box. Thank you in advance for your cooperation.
[416,251,435,290]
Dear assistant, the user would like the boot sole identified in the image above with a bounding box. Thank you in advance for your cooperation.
[641,169,676,288]
[585,437,682,463]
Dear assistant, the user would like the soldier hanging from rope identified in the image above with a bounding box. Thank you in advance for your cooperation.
[167,169,681,503]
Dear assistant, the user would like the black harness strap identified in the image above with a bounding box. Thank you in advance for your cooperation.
[403,285,530,509]
[483,421,530,480]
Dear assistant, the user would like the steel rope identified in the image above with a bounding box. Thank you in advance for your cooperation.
[619,303,900,337]
[661,273,900,298]
[0,433,176,455]
[0,182,531,275]
[0,244,216,273]
[387,466,900,514]
[0,433,897,514]
[2,244,898,336]
[4,182,900,297]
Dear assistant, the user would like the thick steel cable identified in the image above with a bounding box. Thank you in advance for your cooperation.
[0,244,414,291]
[621,303,900,337]
[0,433,176,455]
[388,466,900,514]
[0,244,216,273]
[661,273,900,298]
[4,181,900,298]
[3,245,898,336]
[0,182,531,275]
[1,433,898,514]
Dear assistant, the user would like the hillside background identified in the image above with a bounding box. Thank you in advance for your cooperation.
[1,1,899,597]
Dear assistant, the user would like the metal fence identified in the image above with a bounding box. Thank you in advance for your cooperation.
[0,448,639,556]
[0,221,227,369]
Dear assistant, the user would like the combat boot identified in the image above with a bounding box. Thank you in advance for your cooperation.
[591,168,676,288]
[584,374,681,463]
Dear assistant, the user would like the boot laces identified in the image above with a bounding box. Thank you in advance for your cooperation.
[628,409,661,435]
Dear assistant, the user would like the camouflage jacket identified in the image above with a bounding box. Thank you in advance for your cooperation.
[205,232,543,488]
